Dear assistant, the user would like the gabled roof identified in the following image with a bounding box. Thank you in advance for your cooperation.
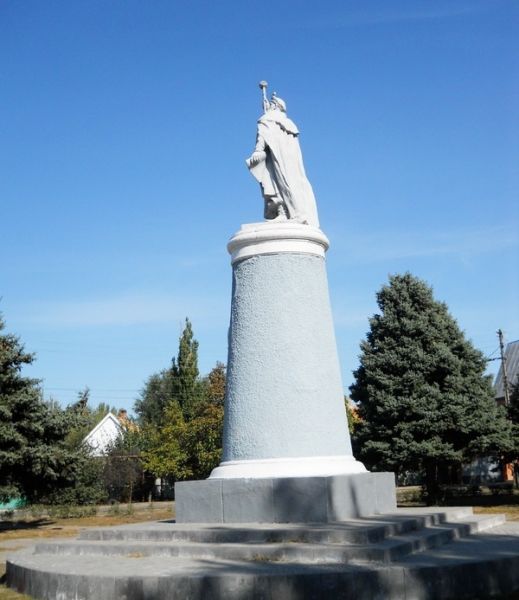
[494,339,519,399]
[83,412,123,456]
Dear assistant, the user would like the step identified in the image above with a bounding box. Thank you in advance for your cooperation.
[31,515,504,565]
[6,508,519,599]
[7,523,519,600]
[77,507,476,546]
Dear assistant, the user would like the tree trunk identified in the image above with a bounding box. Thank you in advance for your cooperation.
[424,459,440,505]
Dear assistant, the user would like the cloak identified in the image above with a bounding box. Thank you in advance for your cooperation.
[248,108,319,228]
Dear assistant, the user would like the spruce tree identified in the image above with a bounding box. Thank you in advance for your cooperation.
[0,316,80,502]
[350,273,511,503]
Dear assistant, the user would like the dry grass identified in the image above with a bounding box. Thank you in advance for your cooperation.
[0,585,32,600]
[474,505,519,521]
[0,565,32,600]
[0,508,173,543]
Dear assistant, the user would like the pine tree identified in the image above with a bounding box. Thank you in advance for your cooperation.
[350,273,511,504]
[0,316,81,502]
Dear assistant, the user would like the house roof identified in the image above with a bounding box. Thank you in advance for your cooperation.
[83,412,123,456]
[494,339,519,399]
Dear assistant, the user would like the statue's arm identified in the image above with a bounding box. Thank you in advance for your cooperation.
[247,132,267,167]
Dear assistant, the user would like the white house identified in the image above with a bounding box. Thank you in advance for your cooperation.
[83,412,124,457]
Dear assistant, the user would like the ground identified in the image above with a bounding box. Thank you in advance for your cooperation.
[1,501,518,600]
[0,502,173,600]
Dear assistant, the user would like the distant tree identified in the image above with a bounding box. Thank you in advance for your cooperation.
[350,273,512,504]
[171,318,205,419]
[102,430,145,503]
[0,315,84,503]
[65,389,118,449]
[179,403,224,478]
[140,400,223,482]
[134,371,172,427]
[508,376,519,486]
[134,319,204,424]
[344,397,361,436]
[136,320,224,484]
[206,362,226,407]
[509,376,519,427]
[139,401,190,481]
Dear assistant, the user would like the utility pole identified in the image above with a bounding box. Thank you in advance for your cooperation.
[497,329,511,406]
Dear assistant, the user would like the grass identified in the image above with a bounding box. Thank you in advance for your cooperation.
[0,583,32,600]
[474,505,519,521]
[0,504,173,599]
[0,507,173,543]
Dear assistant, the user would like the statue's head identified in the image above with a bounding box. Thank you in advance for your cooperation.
[270,94,286,113]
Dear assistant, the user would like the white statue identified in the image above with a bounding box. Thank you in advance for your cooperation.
[246,82,320,228]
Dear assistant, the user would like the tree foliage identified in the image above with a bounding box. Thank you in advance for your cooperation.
[135,319,226,483]
[64,387,118,450]
[350,273,511,503]
[206,362,226,407]
[508,376,519,483]
[134,318,206,425]
[140,401,223,482]
[345,397,361,436]
[102,429,147,503]
[171,318,203,419]
[0,316,87,503]
[134,371,172,427]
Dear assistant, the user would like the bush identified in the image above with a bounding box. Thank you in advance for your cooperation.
[26,503,98,519]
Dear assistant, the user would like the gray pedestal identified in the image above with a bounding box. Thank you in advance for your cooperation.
[175,472,396,523]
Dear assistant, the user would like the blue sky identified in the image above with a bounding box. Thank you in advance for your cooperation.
[1,1,518,412]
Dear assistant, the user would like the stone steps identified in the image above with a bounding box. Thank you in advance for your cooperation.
[31,514,504,565]
[6,508,519,599]
[76,506,477,544]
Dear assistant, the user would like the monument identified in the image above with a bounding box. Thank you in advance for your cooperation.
[175,82,396,522]
[7,83,519,600]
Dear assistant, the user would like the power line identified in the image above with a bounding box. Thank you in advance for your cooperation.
[43,387,140,393]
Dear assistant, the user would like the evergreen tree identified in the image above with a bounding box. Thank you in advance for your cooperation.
[350,273,511,503]
[0,316,81,502]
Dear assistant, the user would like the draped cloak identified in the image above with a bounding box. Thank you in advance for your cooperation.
[248,108,319,228]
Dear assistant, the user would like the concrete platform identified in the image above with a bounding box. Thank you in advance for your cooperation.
[6,507,519,599]
[175,472,396,523]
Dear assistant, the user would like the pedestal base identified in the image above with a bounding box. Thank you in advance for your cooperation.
[175,472,396,523]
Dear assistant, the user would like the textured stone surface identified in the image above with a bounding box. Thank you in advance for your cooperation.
[176,472,396,524]
[221,252,353,465]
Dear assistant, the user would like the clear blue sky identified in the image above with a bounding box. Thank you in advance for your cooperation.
[1,1,518,413]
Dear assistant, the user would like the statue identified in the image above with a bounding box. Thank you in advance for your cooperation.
[246,81,320,228]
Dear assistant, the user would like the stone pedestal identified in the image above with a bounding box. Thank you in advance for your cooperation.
[176,472,396,523]
[175,221,396,522]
